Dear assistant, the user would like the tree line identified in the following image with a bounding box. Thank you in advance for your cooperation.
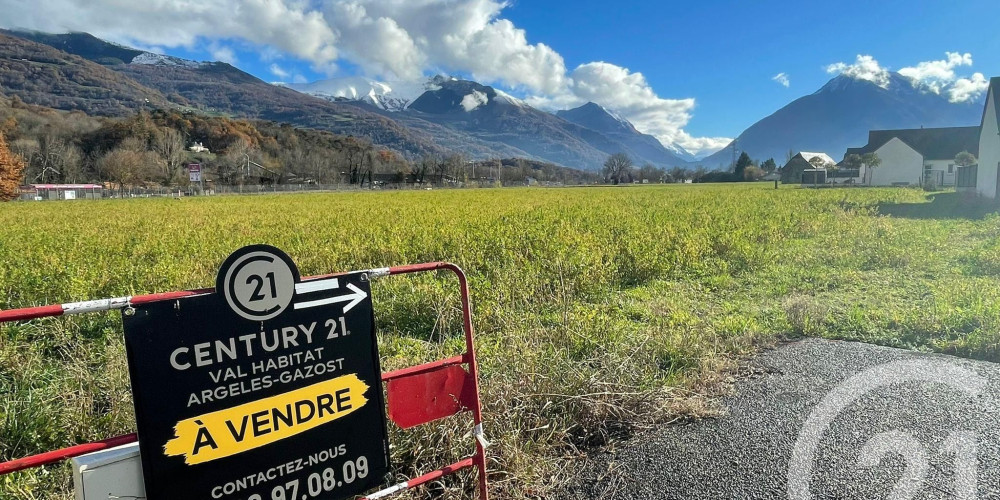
[601,151,779,185]
[0,95,598,195]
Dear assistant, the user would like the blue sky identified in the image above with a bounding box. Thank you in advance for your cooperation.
[502,0,999,138]
[3,0,997,156]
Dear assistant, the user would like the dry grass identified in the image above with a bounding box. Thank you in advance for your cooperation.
[2,184,999,498]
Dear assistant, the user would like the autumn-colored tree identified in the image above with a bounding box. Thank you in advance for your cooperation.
[0,132,26,201]
[0,116,16,136]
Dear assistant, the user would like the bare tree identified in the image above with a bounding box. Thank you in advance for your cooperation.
[224,137,258,186]
[603,153,633,185]
[638,163,662,183]
[99,148,145,195]
[413,155,436,184]
[10,138,39,181]
[154,127,186,185]
[99,137,159,193]
[668,166,687,182]
[60,144,84,183]
[443,154,465,183]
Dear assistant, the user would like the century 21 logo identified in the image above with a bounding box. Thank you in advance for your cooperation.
[217,245,300,322]
[787,359,986,499]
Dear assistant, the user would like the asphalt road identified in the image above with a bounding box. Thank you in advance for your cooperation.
[562,339,1000,499]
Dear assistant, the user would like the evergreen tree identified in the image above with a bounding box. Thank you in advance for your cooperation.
[761,158,777,173]
[734,152,752,179]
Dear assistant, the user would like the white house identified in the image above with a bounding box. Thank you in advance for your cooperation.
[187,142,210,153]
[842,126,980,186]
[974,77,1000,198]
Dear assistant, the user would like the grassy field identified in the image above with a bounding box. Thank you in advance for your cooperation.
[2,184,999,498]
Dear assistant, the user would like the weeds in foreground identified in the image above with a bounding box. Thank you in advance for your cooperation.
[1,184,998,498]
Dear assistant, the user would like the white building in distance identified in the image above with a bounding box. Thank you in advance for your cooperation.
[974,77,1000,198]
[842,126,980,186]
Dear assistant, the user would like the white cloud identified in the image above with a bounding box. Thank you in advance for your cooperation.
[460,90,489,111]
[826,52,987,103]
[0,0,340,70]
[826,55,891,88]
[898,52,987,102]
[772,73,790,88]
[899,52,971,86]
[322,1,426,80]
[0,0,724,154]
[949,73,989,103]
[321,0,568,93]
[209,43,237,65]
[269,64,290,79]
[526,62,730,157]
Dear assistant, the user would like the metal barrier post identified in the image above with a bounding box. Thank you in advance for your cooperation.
[0,262,488,499]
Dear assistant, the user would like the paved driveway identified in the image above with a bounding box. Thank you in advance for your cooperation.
[563,339,1000,499]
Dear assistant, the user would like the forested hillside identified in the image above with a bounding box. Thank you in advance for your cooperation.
[0,94,593,188]
[0,33,170,115]
[0,32,452,160]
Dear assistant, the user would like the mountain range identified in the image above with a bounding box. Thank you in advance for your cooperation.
[0,30,690,169]
[286,74,694,167]
[700,72,985,167]
[0,29,990,171]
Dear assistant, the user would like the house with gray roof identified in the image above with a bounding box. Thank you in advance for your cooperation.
[842,126,980,186]
[973,77,1000,198]
[780,151,836,184]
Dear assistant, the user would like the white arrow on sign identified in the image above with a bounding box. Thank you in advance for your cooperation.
[295,278,339,294]
[293,282,368,312]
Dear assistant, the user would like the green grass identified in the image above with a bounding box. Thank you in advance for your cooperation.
[1,184,999,498]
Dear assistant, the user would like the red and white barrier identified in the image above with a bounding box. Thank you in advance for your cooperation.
[0,262,489,499]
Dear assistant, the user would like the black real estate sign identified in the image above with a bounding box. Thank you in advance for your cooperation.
[122,245,389,500]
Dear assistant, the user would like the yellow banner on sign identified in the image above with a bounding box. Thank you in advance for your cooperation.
[164,374,370,465]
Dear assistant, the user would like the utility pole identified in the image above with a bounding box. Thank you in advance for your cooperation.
[731,138,738,172]
[242,153,250,194]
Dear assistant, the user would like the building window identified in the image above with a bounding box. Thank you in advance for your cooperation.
[948,164,954,173]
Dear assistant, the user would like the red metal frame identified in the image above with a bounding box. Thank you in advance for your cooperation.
[0,262,488,500]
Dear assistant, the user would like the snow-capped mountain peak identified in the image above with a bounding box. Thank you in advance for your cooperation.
[283,76,447,112]
[664,143,698,162]
[493,89,527,108]
[130,52,206,69]
[595,102,634,130]
[556,101,693,166]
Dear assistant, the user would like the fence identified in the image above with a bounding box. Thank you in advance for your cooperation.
[18,179,553,200]
[0,262,489,500]
[956,165,978,191]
